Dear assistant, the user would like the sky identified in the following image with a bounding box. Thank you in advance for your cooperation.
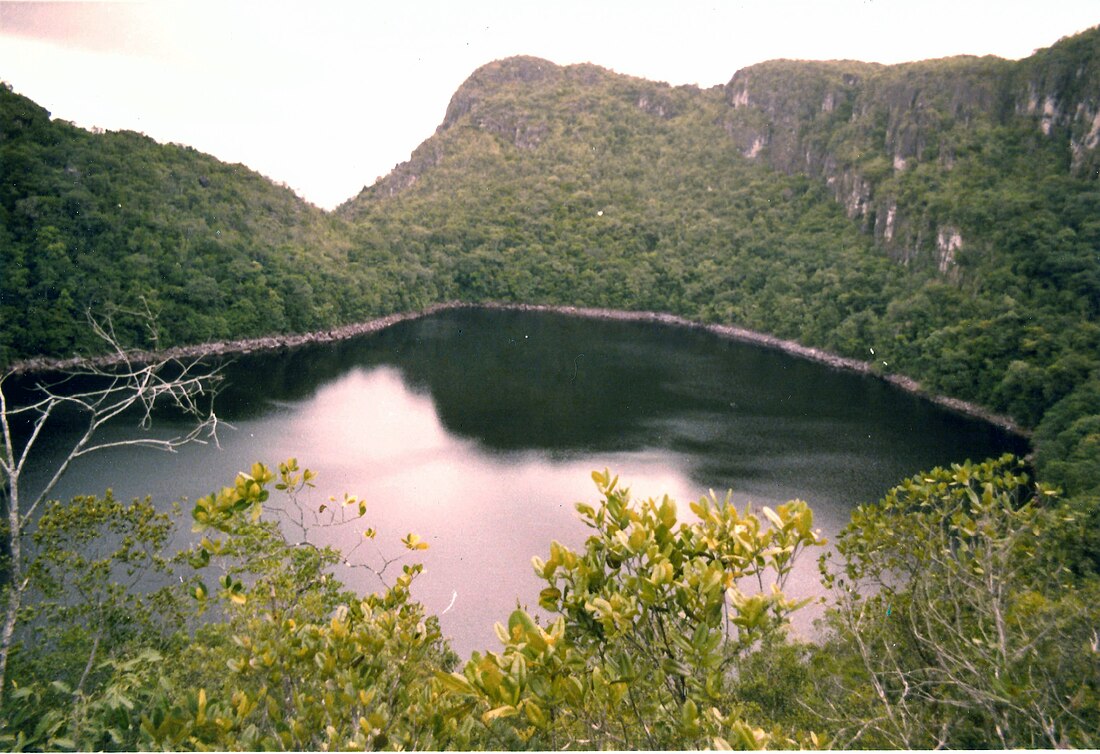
[1,1,1097,210]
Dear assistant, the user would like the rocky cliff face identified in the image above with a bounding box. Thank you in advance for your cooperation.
[356,57,574,199]
[722,26,1100,268]
[1016,28,1100,176]
[346,26,1099,274]
[360,58,630,199]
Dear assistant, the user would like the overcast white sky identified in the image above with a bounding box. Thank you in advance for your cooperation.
[1,1,1097,209]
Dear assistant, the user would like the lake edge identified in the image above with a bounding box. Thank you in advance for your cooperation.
[9,301,1029,440]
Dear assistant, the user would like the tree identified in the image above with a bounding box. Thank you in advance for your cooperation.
[816,455,1100,748]
[0,312,223,712]
[1,491,185,750]
[129,460,457,750]
[0,453,453,750]
[435,470,827,749]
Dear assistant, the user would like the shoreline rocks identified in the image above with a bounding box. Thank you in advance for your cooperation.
[8,301,1028,438]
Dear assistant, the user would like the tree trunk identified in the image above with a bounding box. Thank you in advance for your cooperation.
[0,511,23,712]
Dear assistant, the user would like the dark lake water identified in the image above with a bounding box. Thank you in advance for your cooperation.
[27,308,1028,655]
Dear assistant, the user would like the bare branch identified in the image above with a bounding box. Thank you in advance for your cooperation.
[0,308,225,708]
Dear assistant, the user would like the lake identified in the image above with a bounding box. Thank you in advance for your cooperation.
[25,308,1029,655]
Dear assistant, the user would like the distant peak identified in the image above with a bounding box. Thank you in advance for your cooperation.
[443,57,563,128]
[469,55,562,81]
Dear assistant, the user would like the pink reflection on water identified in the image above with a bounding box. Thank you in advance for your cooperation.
[267,366,703,656]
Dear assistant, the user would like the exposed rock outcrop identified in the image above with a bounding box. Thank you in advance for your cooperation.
[344,24,1100,270]
[721,26,1099,268]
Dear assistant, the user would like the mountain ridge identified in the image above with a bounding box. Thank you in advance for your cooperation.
[348,25,1099,269]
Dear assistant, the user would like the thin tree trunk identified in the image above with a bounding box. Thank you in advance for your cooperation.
[69,629,102,743]
[0,516,23,712]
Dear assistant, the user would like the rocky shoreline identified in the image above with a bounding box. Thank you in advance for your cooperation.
[483,304,1027,438]
[9,301,1028,438]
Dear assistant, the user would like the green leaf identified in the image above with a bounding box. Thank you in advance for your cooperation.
[538,587,561,610]
[481,705,518,724]
[523,698,548,727]
[435,671,475,695]
[508,609,538,638]
[680,698,699,728]
[661,657,692,677]
[762,505,784,530]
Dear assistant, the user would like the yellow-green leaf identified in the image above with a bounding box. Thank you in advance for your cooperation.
[435,671,475,695]
[482,705,518,725]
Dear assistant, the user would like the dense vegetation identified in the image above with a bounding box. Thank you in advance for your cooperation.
[0,85,360,358]
[2,24,1099,750]
[1,456,1096,749]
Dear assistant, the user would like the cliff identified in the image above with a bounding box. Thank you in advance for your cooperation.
[721,26,1100,268]
[349,27,1100,275]
[344,56,702,202]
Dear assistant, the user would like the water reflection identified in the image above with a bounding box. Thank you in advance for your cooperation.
[271,364,705,654]
[31,309,1027,655]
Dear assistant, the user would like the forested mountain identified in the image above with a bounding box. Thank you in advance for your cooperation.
[3,25,1100,751]
[0,84,362,359]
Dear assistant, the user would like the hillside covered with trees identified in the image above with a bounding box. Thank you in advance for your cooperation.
[0,85,360,359]
[1,24,1099,750]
